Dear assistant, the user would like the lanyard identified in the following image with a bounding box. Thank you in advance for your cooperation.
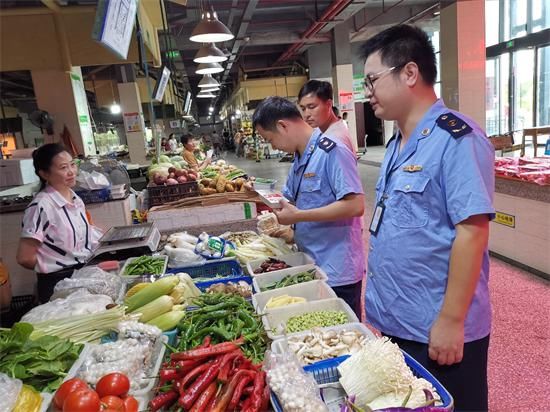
[380,136,401,204]
[293,140,318,203]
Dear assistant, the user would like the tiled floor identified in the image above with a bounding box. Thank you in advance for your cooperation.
[229,151,549,412]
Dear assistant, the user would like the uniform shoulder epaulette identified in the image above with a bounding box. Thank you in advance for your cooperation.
[436,113,472,139]
[318,136,336,153]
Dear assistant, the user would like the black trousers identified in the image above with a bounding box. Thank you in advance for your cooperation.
[36,265,82,303]
[332,281,362,319]
[385,334,490,412]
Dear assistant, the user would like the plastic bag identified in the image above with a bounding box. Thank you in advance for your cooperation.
[0,373,22,412]
[53,266,124,301]
[21,289,112,323]
[265,351,328,412]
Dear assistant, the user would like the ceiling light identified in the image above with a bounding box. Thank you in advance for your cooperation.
[197,93,216,98]
[198,74,220,88]
[194,43,227,63]
[235,109,241,115]
[231,115,235,120]
[208,106,214,111]
[203,87,220,93]
[190,9,234,43]
[196,62,224,75]
[110,104,121,114]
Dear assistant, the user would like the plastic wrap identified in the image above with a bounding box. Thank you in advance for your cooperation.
[21,289,112,323]
[52,266,124,301]
[265,351,328,412]
[0,373,22,412]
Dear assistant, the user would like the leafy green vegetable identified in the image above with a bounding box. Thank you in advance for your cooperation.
[0,323,82,392]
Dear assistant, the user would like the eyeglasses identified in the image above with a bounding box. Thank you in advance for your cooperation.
[363,64,405,91]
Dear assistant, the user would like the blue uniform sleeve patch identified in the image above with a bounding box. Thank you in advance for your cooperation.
[318,137,336,153]
[436,113,472,138]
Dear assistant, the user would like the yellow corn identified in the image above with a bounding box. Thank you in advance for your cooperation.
[147,310,186,331]
[130,295,174,323]
[124,276,179,312]
[125,282,149,299]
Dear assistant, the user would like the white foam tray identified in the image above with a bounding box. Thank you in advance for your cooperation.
[261,297,359,340]
[252,279,336,313]
[252,264,327,293]
[246,252,315,277]
[270,322,376,365]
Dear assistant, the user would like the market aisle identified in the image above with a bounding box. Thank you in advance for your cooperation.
[228,153,550,412]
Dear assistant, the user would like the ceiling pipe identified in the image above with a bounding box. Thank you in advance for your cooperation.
[274,0,353,64]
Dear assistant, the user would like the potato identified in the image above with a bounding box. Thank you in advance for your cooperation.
[225,183,235,192]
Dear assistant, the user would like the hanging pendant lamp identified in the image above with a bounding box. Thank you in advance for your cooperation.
[196,62,224,75]
[194,43,227,63]
[198,74,220,88]
[197,92,216,98]
[190,9,234,43]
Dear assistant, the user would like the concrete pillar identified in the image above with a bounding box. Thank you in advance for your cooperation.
[31,67,96,156]
[116,65,148,164]
[118,82,148,164]
[331,21,358,150]
[440,0,486,129]
[306,43,333,82]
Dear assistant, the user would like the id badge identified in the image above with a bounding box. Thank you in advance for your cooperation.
[369,200,385,235]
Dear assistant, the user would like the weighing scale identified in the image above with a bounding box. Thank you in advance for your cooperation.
[87,223,161,265]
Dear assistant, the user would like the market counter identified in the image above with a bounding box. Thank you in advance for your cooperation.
[489,176,550,278]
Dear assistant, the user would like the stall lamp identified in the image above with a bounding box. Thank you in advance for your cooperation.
[235,109,241,115]
[203,88,220,94]
[198,74,220,88]
[194,43,227,63]
[190,9,234,43]
[196,62,224,75]
[110,104,121,114]
[231,115,235,120]
[197,93,216,98]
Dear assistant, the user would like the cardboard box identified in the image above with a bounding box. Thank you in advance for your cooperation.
[148,202,257,232]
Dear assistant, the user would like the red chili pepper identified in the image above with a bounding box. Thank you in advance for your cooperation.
[228,370,256,410]
[218,350,242,383]
[179,361,213,394]
[241,396,253,411]
[248,370,266,411]
[159,368,179,384]
[243,386,253,396]
[188,381,218,412]
[171,338,244,361]
[176,359,199,376]
[178,358,222,409]
[210,369,251,412]
[149,390,179,411]
[200,335,211,347]
[260,381,271,412]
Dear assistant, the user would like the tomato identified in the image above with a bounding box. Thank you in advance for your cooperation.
[53,378,89,409]
[100,395,125,411]
[63,389,101,412]
[95,373,130,398]
[123,396,139,412]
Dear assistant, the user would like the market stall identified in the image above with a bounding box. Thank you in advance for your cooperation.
[1,213,455,411]
[490,157,550,277]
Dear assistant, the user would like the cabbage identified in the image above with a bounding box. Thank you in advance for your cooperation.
[170,156,184,162]
[159,154,171,163]
[148,166,170,179]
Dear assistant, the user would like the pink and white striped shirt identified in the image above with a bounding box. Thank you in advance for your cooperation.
[21,185,103,274]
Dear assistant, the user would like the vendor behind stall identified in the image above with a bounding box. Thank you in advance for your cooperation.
[17,143,103,303]
[181,134,211,172]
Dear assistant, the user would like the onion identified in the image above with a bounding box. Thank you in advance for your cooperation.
[166,178,178,185]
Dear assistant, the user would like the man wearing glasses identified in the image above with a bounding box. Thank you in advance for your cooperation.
[362,25,494,411]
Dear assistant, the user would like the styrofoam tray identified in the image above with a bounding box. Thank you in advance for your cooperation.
[246,252,315,277]
[252,264,328,293]
[62,336,167,396]
[262,297,359,340]
[120,255,168,280]
[40,392,52,412]
[270,322,376,365]
[252,279,336,312]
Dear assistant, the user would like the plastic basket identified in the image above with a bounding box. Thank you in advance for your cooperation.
[147,181,199,207]
[166,258,243,281]
[75,187,111,204]
[253,279,336,312]
[0,295,37,328]
[262,297,359,340]
[247,252,315,277]
[271,353,454,412]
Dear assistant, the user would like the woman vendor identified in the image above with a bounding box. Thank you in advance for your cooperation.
[181,134,211,172]
[17,143,103,303]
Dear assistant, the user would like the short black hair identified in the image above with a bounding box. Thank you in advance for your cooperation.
[252,96,303,132]
[181,134,193,146]
[361,24,437,85]
[332,106,340,117]
[298,80,333,102]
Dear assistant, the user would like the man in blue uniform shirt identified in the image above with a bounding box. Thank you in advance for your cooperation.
[252,97,365,317]
[362,25,495,411]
